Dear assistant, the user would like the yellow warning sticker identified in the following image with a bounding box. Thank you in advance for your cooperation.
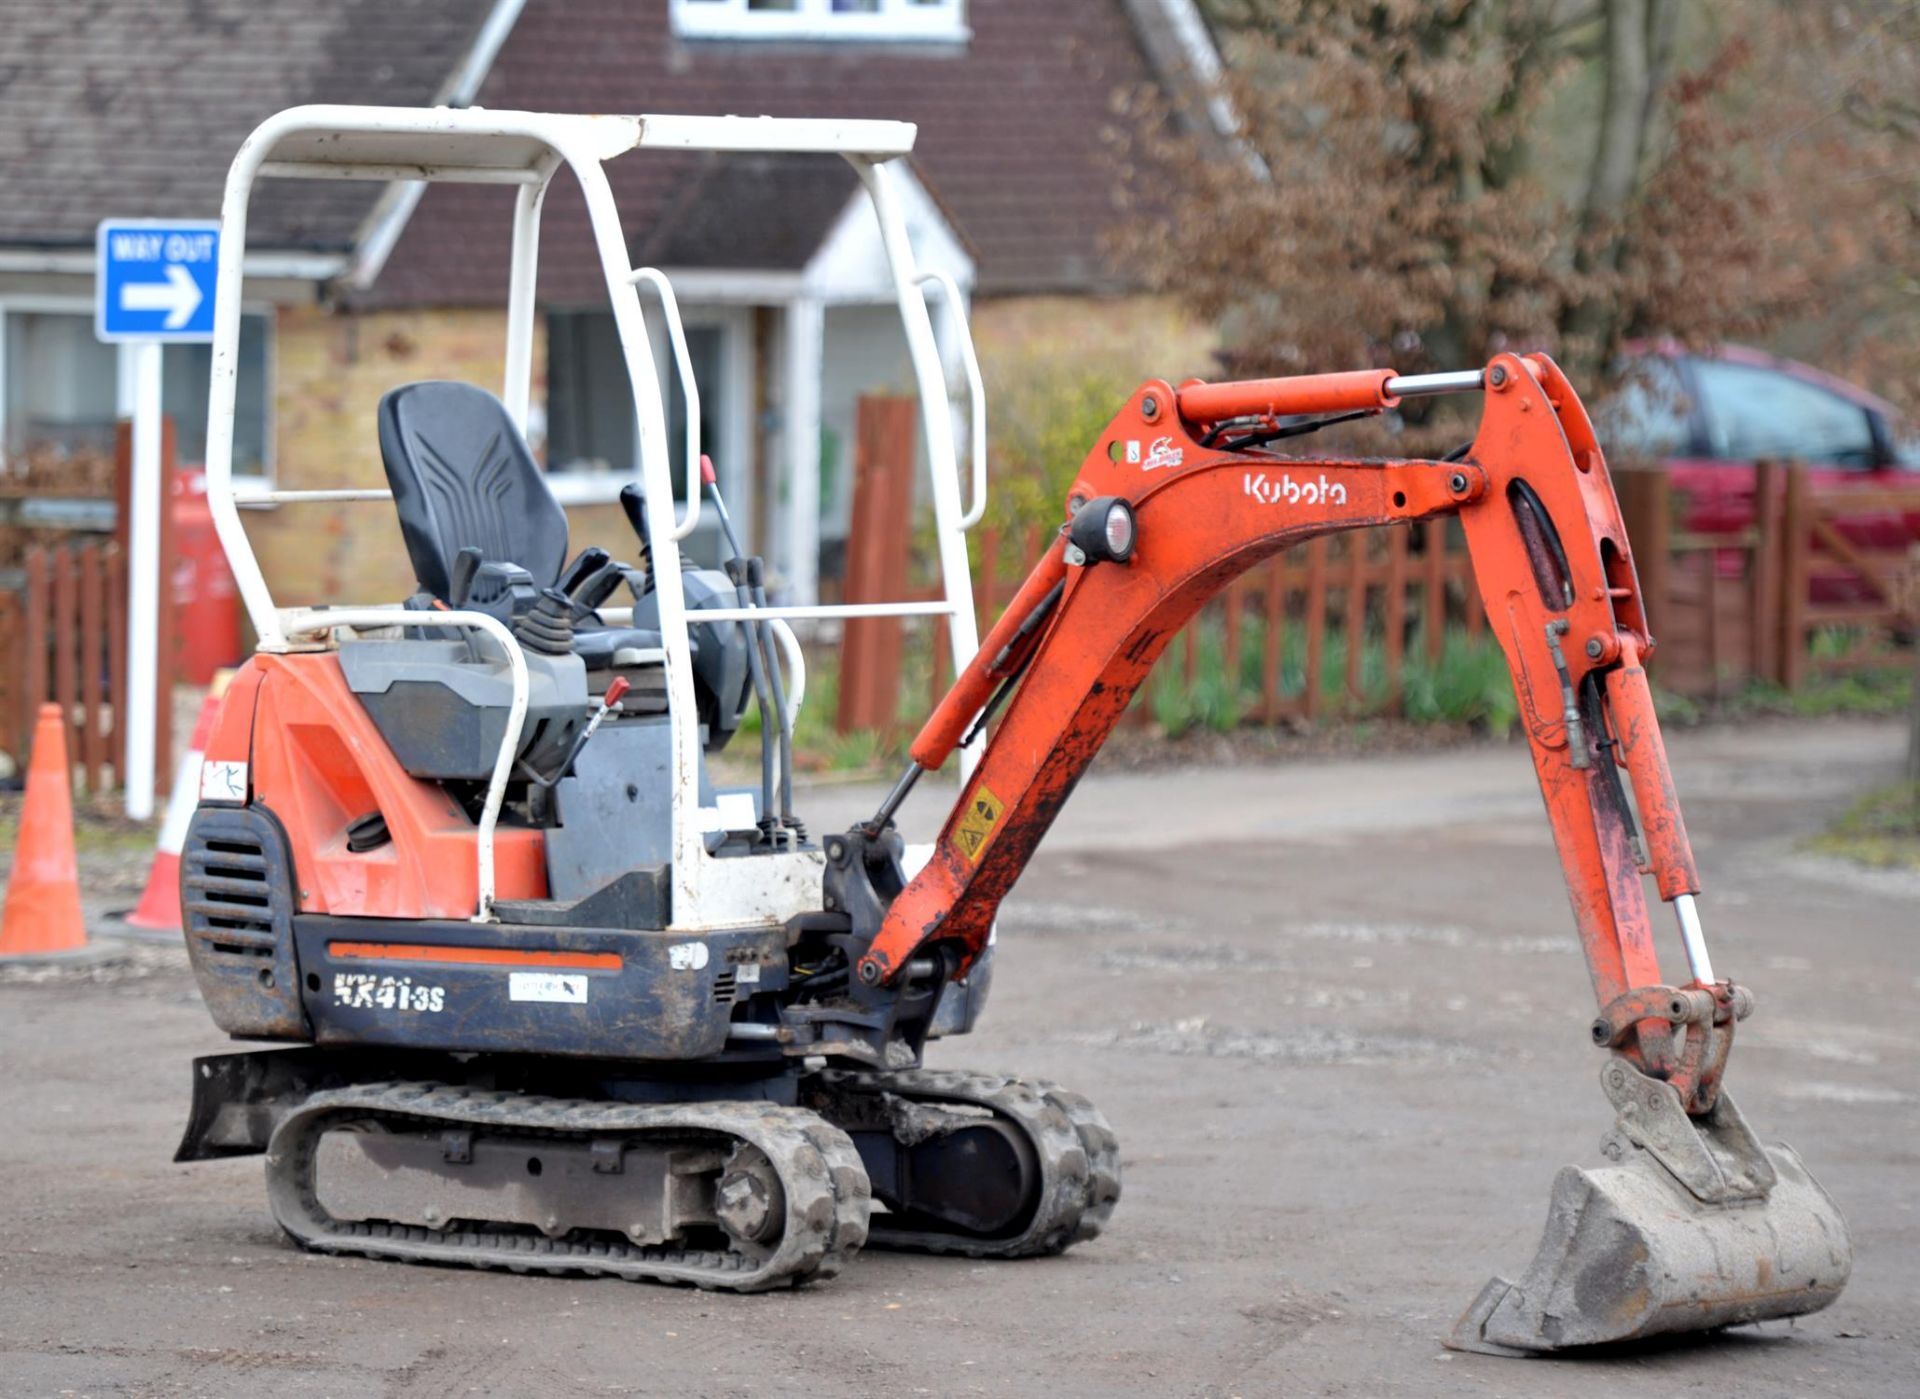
[952,784,1005,863]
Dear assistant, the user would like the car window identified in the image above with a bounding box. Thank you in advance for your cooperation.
[1689,358,1878,465]
[1597,358,1692,459]
[1893,424,1920,471]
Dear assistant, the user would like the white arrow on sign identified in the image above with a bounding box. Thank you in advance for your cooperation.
[120,264,203,330]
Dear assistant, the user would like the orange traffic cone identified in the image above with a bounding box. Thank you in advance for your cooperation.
[128,681,228,931]
[0,704,88,957]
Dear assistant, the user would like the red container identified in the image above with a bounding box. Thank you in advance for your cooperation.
[170,469,242,684]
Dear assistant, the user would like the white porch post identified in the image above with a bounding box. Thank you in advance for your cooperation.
[781,296,825,605]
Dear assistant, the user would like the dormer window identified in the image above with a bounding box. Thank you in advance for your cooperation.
[672,0,969,44]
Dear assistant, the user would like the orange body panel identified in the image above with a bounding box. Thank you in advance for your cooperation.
[242,652,547,919]
[201,658,266,791]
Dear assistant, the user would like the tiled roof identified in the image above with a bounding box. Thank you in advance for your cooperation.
[0,0,498,252]
[633,153,862,272]
[372,0,1165,302]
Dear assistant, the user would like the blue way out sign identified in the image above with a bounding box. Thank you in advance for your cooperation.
[96,220,220,342]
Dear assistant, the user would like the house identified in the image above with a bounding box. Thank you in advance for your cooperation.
[0,0,1223,614]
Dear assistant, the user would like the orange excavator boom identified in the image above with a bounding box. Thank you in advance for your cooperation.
[868,355,1677,1026]
[845,353,1849,1352]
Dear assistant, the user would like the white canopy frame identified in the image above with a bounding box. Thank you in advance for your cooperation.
[204,105,985,929]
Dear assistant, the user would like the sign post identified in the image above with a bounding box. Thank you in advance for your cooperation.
[96,219,219,820]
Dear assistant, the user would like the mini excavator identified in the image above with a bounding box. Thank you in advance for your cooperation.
[173,106,1848,1353]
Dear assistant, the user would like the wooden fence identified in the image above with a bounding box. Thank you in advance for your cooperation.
[0,543,133,795]
[0,419,179,792]
[1619,462,1920,696]
[837,513,1490,734]
[958,519,1491,723]
[835,456,1920,736]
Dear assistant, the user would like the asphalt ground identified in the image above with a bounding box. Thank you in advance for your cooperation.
[0,717,1913,1397]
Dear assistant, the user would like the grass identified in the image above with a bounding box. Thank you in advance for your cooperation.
[724,614,1912,777]
[1146,616,1520,739]
[1653,645,1913,727]
[721,655,900,779]
[1805,783,1920,869]
[0,793,156,857]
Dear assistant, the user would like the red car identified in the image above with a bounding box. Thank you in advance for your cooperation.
[1600,344,1920,598]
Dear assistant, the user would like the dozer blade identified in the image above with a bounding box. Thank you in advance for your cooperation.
[1448,1075,1851,1354]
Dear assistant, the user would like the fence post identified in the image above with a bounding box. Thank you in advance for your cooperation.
[0,593,17,762]
[1384,526,1408,711]
[1303,537,1328,719]
[78,543,105,794]
[1907,544,1920,788]
[1261,558,1284,723]
[1779,463,1811,691]
[1751,460,1782,683]
[54,547,78,770]
[23,550,48,769]
[1343,535,1366,704]
[929,613,950,711]
[1616,468,1671,654]
[108,545,127,788]
[1223,578,1242,692]
[973,527,998,622]
[1462,549,1486,639]
[1424,523,1447,661]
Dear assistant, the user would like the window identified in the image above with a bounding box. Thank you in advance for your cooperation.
[545,309,725,502]
[164,313,273,477]
[1,304,272,479]
[1689,358,1878,467]
[672,0,968,43]
[3,310,119,457]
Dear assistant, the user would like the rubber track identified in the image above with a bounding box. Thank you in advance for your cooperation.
[264,1081,870,1291]
[822,1068,1123,1258]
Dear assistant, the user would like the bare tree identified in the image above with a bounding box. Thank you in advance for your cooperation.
[1113,1,1916,415]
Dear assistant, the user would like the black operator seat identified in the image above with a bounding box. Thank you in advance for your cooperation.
[376,381,659,669]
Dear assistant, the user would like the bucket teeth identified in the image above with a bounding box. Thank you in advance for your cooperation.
[1446,1142,1851,1354]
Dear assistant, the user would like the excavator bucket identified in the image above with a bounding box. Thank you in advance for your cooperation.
[1448,1071,1851,1354]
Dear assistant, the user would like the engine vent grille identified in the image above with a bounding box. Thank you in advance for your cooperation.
[184,835,277,954]
[712,969,738,1005]
[179,803,307,1041]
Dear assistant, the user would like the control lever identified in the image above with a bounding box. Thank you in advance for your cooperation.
[522,676,630,790]
[618,483,654,586]
[747,555,797,836]
[557,546,612,596]
[563,558,628,622]
[449,545,483,608]
[702,454,796,847]
[724,555,780,844]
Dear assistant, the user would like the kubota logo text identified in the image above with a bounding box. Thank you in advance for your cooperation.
[1244,471,1348,507]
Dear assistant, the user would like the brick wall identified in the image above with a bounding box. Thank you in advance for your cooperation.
[251,304,536,606]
